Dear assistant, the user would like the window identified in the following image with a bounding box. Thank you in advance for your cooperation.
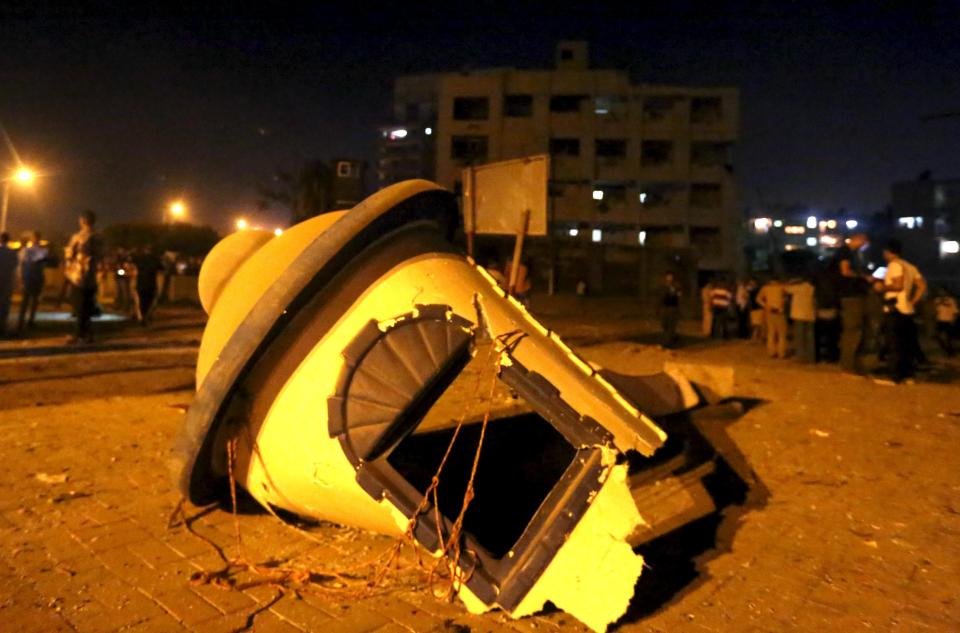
[642,96,680,121]
[450,136,488,163]
[336,161,352,178]
[897,216,924,229]
[453,97,489,121]
[691,227,722,257]
[594,96,627,115]
[591,229,602,242]
[690,183,723,208]
[404,103,419,122]
[504,94,533,117]
[691,142,729,167]
[550,94,587,113]
[595,139,626,158]
[594,185,626,207]
[641,140,673,167]
[691,97,723,124]
[638,184,675,207]
[549,138,580,156]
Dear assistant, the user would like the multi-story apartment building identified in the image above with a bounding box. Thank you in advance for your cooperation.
[378,41,740,274]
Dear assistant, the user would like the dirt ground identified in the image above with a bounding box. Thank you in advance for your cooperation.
[1,304,959,632]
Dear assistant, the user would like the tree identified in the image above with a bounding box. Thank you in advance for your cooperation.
[103,222,220,256]
[259,160,335,225]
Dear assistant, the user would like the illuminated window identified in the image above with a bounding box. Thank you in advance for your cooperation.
[425,127,432,135]
[592,189,604,201]
[388,128,408,140]
[898,216,924,229]
[568,228,579,237]
[806,237,817,247]
[784,226,805,235]
[845,219,858,229]
[639,192,647,204]
[941,240,959,256]
[638,231,647,246]
[773,220,783,228]
[592,229,602,242]
[752,218,772,233]
[806,216,817,229]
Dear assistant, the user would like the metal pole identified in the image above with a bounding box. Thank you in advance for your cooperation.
[507,208,530,296]
[1,181,9,234]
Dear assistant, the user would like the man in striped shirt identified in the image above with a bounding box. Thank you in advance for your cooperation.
[710,280,734,339]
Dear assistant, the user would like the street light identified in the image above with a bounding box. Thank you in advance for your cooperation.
[14,167,34,184]
[1,165,37,234]
[235,218,249,231]
[168,200,187,223]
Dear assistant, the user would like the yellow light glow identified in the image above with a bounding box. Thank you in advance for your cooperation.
[11,167,35,185]
[274,227,283,236]
[235,218,249,231]
[169,200,186,218]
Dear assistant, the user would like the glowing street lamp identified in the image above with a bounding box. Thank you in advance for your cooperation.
[1,165,38,234]
[273,227,283,236]
[165,199,187,224]
[14,167,35,184]
[235,218,249,231]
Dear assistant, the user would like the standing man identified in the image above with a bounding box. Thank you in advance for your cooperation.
[710,279,734,339]
[833,233,871,374]
[879,240,924,384]
[17,231,48,331]
[757,276,788,358]
[659,272,682,348]
[700,278,715,337]
[65,210,104,344]
[786,276,817,363]
[132,246,162,326]
[933,288,958,357]
[0,233,18,337]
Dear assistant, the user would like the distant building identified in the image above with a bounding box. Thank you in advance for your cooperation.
[378,42,741,285]
[330,158,366,210]
[888,177,960,287]
[744,205,866,273]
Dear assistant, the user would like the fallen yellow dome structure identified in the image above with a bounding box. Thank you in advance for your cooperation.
[173,180,671,632]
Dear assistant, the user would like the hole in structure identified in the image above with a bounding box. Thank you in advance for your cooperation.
[387,411,577,559]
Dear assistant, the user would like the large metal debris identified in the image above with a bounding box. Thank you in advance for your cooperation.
[172,180,703,631]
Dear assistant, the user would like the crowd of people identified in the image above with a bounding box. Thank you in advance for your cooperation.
[0,210,173,344]
[666,232,958,385]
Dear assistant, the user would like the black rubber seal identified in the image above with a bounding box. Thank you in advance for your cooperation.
[172,185,459,503]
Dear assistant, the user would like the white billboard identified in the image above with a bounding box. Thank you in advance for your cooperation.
[463,154,549,237]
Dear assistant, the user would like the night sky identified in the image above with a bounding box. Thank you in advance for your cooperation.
[2,2,959,240]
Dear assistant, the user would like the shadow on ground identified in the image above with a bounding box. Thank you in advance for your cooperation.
[616,397,771,627]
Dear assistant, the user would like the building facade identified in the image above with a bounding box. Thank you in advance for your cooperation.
[888,177,960,289]
[378,41,740,279]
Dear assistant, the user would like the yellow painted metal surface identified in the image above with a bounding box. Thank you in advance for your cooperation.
[193,180,666,631]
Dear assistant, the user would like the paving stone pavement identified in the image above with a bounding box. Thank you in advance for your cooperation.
[1,333,959,632]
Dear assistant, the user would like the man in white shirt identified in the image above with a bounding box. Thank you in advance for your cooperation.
[880,240,926,383]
